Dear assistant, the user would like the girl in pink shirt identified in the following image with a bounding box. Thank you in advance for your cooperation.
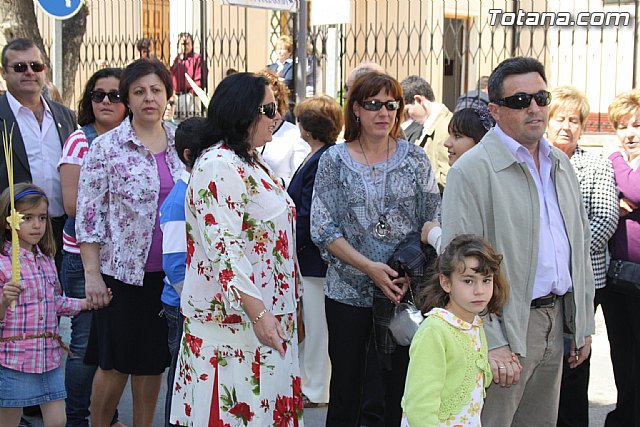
[0,183,108,426]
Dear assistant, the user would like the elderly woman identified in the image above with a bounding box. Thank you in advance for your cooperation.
[600,89,640,427]
[76,58,183,427]
[311,72,440,425]
[257,70,309,186]
[547,86,619,427]
[287,95,343,407]
[59,67,127,427]
[169,73,302,426]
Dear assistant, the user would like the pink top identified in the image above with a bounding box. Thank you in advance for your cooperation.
[0,243,83,373]
[145,151,174,272]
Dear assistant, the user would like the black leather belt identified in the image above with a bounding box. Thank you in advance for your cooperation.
[530,293,559,309]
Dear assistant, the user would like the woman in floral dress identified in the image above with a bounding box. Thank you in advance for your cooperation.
[170,72,303,426]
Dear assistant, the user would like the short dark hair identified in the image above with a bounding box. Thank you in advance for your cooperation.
[77,68,124,126]
[344,72,404,142]
[136,38,151,52]
[488,57,547,101]
[195,72,268,165]
[1,38,38,68]
[448,108,492,144]
[401,75,435,103]
[119,58,173,110]
[294,95,343,145]
[178,32,194,46]
[175,117,204,169]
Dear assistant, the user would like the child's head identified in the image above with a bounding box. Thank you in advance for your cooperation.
[444,106,495,166]
[418,234,508,320]
[0,183,55,257]
[175,117,205,171]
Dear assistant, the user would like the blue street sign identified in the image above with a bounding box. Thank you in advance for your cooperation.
[36,0,83,20]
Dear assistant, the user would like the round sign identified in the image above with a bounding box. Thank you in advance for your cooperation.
[36,0,83,20]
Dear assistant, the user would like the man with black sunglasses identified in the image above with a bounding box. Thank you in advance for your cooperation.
[0,38,77,271]
[441,57,594,426]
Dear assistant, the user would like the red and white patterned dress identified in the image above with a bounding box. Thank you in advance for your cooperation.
[170,143,303,426]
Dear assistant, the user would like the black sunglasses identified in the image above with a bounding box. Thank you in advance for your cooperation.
[361,99,401,111]
[493,90,552,109]
[90,90,121,103]
[258,102,278,119]
[8,62,45,73]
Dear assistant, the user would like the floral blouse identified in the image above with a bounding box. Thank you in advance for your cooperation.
[75,117,184,286]
[181,143,300,324]
[311,140,440,307]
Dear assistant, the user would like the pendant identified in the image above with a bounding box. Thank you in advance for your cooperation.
[374,216,390,239]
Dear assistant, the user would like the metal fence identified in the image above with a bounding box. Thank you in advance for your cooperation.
[31,0,639,131]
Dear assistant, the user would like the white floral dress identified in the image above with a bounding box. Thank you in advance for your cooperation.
[170,143,303,426]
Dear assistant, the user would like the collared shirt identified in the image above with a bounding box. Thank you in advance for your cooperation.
[75,118,184,286]
[417,103,444,143]
[494,125,572,298]
[6,91,64,217]
[0,243,83,373]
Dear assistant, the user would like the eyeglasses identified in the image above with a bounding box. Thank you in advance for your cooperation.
[361,99,401,111]
[90,90,121,103]
[492,90,552,109]
[8,62,45,73]
[258,102,278,119]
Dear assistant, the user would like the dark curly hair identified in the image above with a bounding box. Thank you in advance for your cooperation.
[77,68,124,126]
[417,234,509,317]
[194,72,269,164]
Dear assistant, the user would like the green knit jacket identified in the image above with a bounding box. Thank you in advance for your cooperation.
[401,312,492,426]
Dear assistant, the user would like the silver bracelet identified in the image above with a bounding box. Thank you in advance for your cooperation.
[252,309,268,325]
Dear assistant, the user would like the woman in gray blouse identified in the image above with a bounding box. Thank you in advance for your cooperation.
[311,71,440,426]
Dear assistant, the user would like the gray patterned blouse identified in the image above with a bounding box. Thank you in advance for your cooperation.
[310,139,441,307]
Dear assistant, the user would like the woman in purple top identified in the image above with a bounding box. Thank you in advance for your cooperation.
[601,89,640,427]
[75,58,184,427]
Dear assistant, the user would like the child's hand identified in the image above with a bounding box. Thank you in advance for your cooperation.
[1,282,23,308]
[81,288,113,311]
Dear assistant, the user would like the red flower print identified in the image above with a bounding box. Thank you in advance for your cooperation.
[273,395,295,427]
[218,269,234,289]
[292,376,303,411]
[185,334,203,357]
[261,178,272,190]
[200,373,209,381]
[229,402,255,422]
[184,403,192,416]
[208,181,218,201]
[204,213,218,225]
[251,350,261,381]
[186,233,195,266]
[222,314,242,324]
[275,230,290,259]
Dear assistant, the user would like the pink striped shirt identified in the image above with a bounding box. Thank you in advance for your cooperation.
[0,243,83,373]
[57,129,90,253]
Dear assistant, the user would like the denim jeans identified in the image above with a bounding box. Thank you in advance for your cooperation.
[163,302,183,427]
[61,251,119,427]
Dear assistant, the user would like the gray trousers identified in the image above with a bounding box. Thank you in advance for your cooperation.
[482,302,564,426]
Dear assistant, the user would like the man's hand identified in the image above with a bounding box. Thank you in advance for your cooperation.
[488,345,522,387]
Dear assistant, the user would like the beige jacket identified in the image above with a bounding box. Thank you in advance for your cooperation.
[416,105,452,191]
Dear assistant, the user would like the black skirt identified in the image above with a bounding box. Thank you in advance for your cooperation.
[85,272,171,375]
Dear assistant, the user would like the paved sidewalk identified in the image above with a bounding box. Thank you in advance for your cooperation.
[25,309,615,426]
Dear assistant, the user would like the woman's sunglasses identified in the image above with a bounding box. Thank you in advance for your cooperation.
[492,90,552,110]
[8,62,45,73]
[361,100,401,111]
[90,90,122,103]
[258,102,278,119]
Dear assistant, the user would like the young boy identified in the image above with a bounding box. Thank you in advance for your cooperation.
[159,117,203,427]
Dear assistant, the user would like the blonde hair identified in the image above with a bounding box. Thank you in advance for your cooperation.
[608,89,640,130]
[0,183,56,257]
[276,35,293,54]
[550,86,590,130]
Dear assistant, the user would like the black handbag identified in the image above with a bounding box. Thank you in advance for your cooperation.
[606,259,640,298]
